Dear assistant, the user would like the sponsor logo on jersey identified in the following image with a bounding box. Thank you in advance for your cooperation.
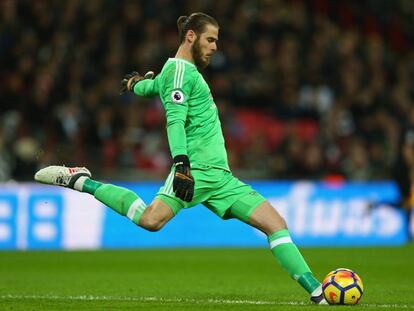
[171,89,185,104]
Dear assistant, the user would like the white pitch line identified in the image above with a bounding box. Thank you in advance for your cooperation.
[0,294,412,309]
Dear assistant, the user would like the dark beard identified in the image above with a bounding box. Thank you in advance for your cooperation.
[191,38,208,69]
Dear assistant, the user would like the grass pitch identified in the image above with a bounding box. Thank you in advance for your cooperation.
[0,246,413,310]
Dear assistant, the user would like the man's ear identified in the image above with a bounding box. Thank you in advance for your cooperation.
[186,30,197,44]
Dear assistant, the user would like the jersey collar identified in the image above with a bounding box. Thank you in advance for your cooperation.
[168,58,196,67]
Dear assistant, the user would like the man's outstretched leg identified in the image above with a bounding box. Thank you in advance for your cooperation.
[34,166,174,231]
[242,201,327,305]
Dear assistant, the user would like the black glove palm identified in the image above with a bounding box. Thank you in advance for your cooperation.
[173,155,194,202]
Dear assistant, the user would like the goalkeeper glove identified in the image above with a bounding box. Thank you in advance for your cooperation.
[173,155,194,202]
[119,70,154,95]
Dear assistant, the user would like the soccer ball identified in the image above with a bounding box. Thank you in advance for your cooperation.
[322,268,363,305]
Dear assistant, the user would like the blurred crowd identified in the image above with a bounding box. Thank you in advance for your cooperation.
[1,0,414,204]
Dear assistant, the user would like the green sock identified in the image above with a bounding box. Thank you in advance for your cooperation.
[78,178,147,225]
[268,229,320,294]
[82,178,103,195]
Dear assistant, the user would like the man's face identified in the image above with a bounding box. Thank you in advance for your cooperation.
[191,24,218,69]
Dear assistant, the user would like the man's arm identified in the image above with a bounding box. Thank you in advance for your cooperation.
[133,76,159,98]
[160,63,195,202]
[165,95,189,158]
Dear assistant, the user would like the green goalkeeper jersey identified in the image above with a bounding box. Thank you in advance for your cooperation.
[133,58,229,171]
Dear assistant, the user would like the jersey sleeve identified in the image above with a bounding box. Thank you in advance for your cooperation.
[159,62,195,158]
[133,75,159,98]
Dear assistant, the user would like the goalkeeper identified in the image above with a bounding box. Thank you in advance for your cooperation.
[35,12,326,304]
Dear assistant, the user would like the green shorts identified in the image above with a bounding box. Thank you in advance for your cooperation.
[155,166,266,222]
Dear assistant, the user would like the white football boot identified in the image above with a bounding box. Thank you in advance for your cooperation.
[310,285,328,305]
[34,166,91,189]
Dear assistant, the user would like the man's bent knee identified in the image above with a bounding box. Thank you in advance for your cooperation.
[139,215,164,232]
[248,201,288,235]
[138,199,174,232]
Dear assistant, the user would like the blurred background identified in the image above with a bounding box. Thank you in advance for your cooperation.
[0,0,413,249]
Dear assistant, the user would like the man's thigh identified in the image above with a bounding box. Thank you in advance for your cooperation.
[205,170,267,220]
